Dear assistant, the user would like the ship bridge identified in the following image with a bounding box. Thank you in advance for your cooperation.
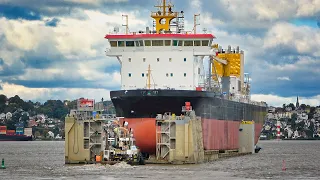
[104,0,246,102]
[105,33,216,90]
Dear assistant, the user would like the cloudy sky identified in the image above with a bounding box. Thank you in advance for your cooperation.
[0,0,319,106]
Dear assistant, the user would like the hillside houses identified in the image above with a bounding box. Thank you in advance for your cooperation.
[261,97,320,140]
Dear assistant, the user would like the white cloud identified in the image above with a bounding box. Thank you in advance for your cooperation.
[190,0,201,12]
[296,0,320,17]
[0,18,54,52]
[267,56,320,72]
[0,9,147,62]
[201,0,320,31]
[277,76,291,81]
[54,10,147,58]
[0,0,128,6]
[251,94,320,107]
[263,22,320,56]
[0,9,146,88]
[0,81,112,102]
[65,0,128,5]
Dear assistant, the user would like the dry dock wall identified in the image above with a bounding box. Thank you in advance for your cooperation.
[65,113,257,164]
[239,123,255,153]
[170,117,204,163]
[65,116,90,163]
[155,117,256,164]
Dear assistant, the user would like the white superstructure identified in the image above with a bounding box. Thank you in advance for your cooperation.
[105,34,215,90]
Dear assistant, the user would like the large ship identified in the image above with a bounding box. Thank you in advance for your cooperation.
[105,0,267,155]
[0,125,33,141]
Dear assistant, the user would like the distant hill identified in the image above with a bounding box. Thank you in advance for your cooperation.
[0,94,115,129]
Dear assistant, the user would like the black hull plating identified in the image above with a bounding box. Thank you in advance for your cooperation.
[110,90,267,124]
[0,134,33,141]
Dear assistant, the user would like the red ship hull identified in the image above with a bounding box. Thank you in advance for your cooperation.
[121,118,263,155]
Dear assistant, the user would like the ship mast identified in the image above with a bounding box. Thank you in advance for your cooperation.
[162,0,166,15]
[147,64,151,89]
[193,14,200,34]
[151,0,178,33]
[122,14,129,34]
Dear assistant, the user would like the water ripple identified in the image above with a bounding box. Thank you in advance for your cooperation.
[0,140,319,179]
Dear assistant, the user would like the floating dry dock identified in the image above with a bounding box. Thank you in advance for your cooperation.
[148,107,256,164]
[65,99,257,165]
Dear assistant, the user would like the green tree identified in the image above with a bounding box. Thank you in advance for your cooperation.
[43,129,49,138]
[21,113,29,127]
[296,121,305,131]
[288,103,295,110]
[310,107,316,114]
[35,131,41,138]
[53,126,60,136]
[6,120,16,130]
[9,95,24,105]
[300,104,307,110]
[305,130,313,138]
[0,94,7,112]
[290,113,297,130]
[0,94,7,104]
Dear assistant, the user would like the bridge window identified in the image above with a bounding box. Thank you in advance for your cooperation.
[184,58,186,62]
[128,58,131,62]
[157,58,160,62]
[173,40,178,46]
[184,73,187,77]
[169,58,172,62]
[143,58,146,62]
[118,41,125,47]
[165,40,171,46]
[128,73,132,77]
[170,73,173,77]
[166,73,168,77]
[110,41,117,47]
[126,41,134,47]
[142,73,145,77]
[202,40,209,46]
[145,40,151,46]
[184,40,193,46]
[139,40,144,46]
[194,40,201,46]
[152,40,163,46]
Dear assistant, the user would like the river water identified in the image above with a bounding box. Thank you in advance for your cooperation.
[0,140,319,180]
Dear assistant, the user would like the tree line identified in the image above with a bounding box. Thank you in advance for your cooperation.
[0,94,115,130]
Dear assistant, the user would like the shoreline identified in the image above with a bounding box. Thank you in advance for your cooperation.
[34,139,65,141]
[260,138,320,141]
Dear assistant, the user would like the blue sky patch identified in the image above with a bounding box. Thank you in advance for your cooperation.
[45,18,60,27]
[0,5,41,20]
[291,18,318,28]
